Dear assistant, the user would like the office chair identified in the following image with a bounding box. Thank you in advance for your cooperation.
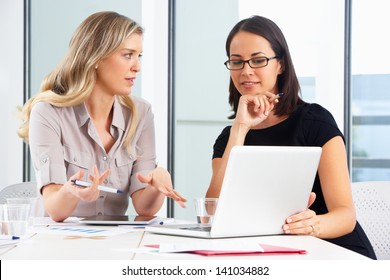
[0,181,37,204]
[351,181,390,260]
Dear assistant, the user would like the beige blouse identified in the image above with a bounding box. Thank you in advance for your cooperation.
[29,96,156,217]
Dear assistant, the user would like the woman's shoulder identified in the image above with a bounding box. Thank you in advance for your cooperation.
[299,103,337,124]
[116,96,152,117]
[214,125,232,146]
[31,101,80,118]
[213,125,232,158]
[132,96,152,109]
[127,96,152,116]
[30,101,57,116]
[218,125,232,138]
[298,103,344,145]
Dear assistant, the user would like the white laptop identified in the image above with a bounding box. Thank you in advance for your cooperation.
[145,146,322,238]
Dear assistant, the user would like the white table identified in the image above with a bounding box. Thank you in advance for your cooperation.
[3,221,384,280]
[0,224,369,260]
[135,231,369,260]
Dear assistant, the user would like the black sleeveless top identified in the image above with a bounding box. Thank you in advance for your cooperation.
[213,103,376,259]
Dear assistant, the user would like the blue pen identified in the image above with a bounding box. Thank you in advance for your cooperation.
[159,218,175,225]
[0,235,20,240]
[71,180,123,194]
[269,92,284,102]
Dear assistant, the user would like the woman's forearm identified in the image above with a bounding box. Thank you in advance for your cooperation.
[314,206,356,238]
[42,184,80,222]
[132,186,165,216]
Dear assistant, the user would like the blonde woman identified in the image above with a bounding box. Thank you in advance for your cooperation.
[18,11,186,222]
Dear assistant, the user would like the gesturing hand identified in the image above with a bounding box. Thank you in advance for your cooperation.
[67,165,111,202]
[136,167,187,208]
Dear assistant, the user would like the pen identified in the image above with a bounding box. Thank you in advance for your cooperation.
[71,180,123,194]
[0,236,20,240]
[159,218,175,225]
[269,92,284,102]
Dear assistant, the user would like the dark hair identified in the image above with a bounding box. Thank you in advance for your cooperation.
[225,15,304,119]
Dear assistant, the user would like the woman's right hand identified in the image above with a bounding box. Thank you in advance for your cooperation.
[67,165,111,202]
[234,91,279,129]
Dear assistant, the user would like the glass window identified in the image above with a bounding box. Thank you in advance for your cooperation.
[351,0,390,181]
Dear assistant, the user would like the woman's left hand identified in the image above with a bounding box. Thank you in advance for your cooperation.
[136,167,187,208]
[282,192,320,236]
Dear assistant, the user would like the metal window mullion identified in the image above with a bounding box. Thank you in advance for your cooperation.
[167,0,175,218]
[344,0,352,171]
[23,0,31,182]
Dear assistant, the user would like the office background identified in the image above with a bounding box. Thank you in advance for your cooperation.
[1,0,389,220]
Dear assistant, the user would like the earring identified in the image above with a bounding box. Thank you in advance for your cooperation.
[95,65,98,69]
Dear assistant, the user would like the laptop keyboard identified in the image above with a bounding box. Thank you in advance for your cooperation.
[179,226,211,232]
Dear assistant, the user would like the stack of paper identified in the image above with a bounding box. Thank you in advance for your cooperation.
[146,240,306,256]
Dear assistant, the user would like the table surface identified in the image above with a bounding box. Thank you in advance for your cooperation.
[0,220,370,260]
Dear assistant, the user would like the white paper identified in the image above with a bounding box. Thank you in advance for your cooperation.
[0,239,20,248]
[33,217,82,226]
[125,247,159,253]
[0,236,31,248]
[33,225,135,237]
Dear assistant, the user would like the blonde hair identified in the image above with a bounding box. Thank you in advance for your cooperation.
[18,11,143,155]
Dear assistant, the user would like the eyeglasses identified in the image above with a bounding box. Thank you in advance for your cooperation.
[224,56,279,70]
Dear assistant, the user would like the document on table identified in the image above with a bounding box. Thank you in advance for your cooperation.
[128,240,264,254]
[0,239,21,248]
[33,225,139,237]
[140,241,306,256]
[158,240,264,253]
[33,217,82,226]
[0,236,32,248]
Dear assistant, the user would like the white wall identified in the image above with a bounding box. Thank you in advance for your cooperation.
[140,0,169,216]
[140,0,169,175]
[0,0,24,188]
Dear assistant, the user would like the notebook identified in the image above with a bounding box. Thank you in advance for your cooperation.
[145,146,322,238]
[79,215,158,225]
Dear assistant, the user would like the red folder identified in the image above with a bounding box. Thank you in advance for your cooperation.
[146,244,306,256]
